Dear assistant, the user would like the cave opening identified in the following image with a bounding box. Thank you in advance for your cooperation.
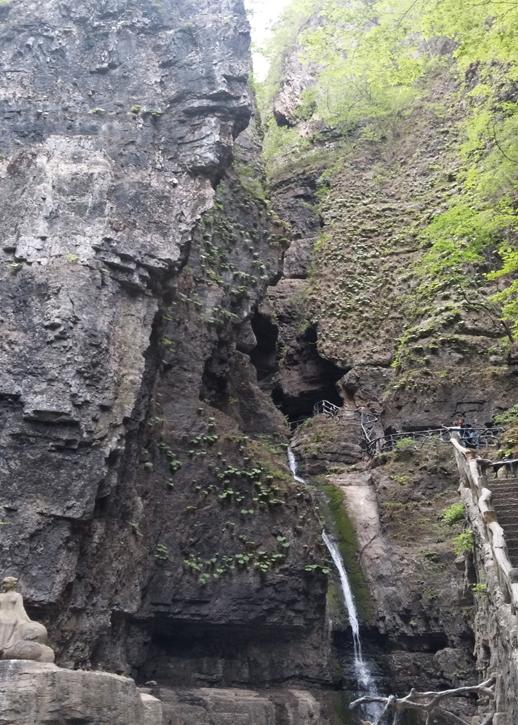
[250,312,345,425]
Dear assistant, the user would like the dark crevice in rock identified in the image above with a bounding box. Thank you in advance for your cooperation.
[250,309,278,382]
[250,308,345,424]
[200,341,231,410]
[276,325,345,423]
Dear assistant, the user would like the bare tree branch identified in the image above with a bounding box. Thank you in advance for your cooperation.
[456,284,515,343]
[350,676,496,725]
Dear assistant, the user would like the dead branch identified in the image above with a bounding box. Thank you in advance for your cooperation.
[350,676,495,725]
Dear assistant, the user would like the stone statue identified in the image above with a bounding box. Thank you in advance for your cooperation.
[0,576,31,650]
[0,577,55,662]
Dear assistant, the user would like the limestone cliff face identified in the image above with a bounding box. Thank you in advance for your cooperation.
[260,22,517,713]
[0,0,250,604]
[0,0,331,712]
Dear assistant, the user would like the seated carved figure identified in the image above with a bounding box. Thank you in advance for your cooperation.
[0,577,55,662]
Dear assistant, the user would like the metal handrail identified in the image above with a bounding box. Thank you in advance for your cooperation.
[294,401,503,458]
[367,426,503,456]
[313,400,341,418]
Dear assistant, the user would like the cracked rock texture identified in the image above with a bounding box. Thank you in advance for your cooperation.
[0,660,162,725]
[0,1,334,723]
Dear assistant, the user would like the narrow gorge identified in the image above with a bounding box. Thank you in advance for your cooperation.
[0,0,516,723]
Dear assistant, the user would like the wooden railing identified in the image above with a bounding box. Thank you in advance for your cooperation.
[452,435,518,613]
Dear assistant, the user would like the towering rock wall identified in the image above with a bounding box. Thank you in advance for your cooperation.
[0,2,334,719]
[0,0,251,613]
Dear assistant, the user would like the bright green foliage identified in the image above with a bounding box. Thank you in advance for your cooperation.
[417,85,517,335]
[301,0,426,128]
[441,502,465,526]
[260,0,517,333]
[453,529,474,556]
[489,245,518,337]
[494,405,518,426]
[292,0,518,129]
[420,1,518,69]
[394,437,416,451]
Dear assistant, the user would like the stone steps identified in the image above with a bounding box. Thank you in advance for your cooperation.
[485,480,518,565]
[488,477,518,485]
[489,481,518,490]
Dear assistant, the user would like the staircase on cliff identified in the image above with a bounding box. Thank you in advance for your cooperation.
[490,477,518,566]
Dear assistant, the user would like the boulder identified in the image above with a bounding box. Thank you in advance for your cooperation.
[0,660,162,725]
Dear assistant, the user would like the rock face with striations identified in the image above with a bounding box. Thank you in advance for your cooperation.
[0,0,251,606]
[0,661,162,725]
[0,1,333,722]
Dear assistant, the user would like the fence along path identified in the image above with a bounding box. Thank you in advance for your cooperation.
[366,426,503,456]
[452,434,518,612]
[309,401,502,455]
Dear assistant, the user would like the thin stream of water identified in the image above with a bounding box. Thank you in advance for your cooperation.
[287,446,306,484]
[322,531,376,691]
[323,531,381,720]
[287,446,380,717]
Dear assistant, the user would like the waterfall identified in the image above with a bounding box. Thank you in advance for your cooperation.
[323,530,379,711]
[287,446,305,484]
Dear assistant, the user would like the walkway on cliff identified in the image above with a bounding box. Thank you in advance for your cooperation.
[309,399,503,456]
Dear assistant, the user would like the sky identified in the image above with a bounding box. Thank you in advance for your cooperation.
[245,0,291,80]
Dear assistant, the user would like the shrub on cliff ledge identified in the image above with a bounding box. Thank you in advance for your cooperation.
[441,502,465,526]
[453,529,474,556]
